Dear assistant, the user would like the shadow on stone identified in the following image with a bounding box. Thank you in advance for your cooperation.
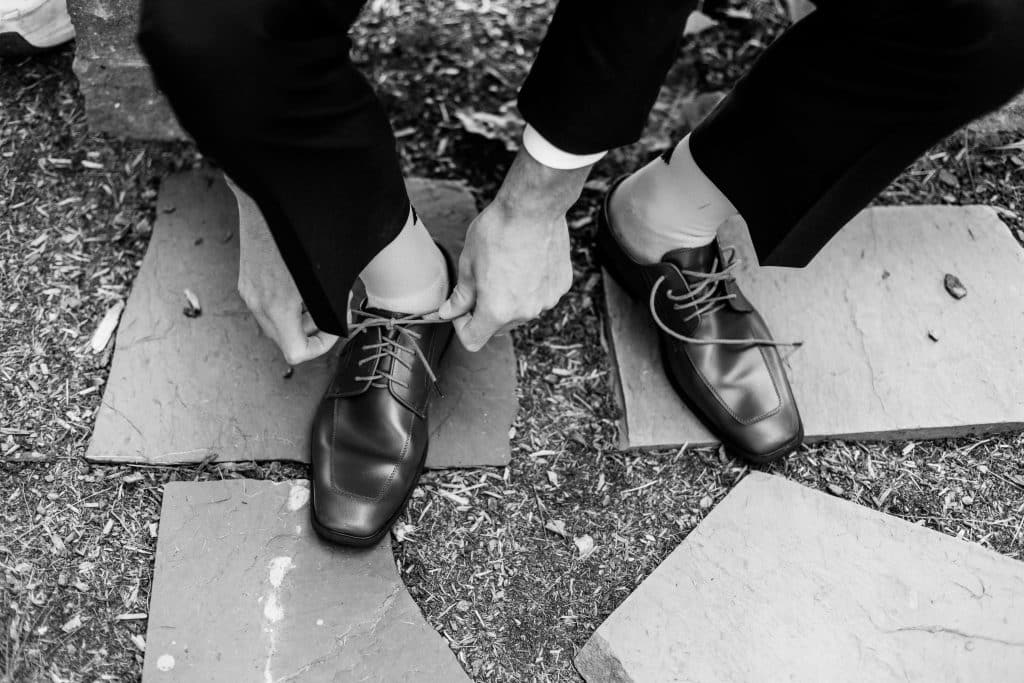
[86,171,517,468]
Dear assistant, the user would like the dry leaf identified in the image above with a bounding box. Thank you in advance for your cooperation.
[574,534,596,560]
[61,615,85,633]
[393,522,417,543]
[90,301,125,353]
[683,10,718,35]
[544,519,568,537]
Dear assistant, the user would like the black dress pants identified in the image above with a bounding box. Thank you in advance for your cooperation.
[137,0,1024,336]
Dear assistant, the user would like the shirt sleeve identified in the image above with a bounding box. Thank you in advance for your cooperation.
[522,124,606,170]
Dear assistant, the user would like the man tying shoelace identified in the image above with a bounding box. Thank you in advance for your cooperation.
[135,0,1024,546]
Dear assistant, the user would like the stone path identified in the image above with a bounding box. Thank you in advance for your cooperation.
[86,171,517,468]
[605,205,1024,449]
[575,472,1024,683]
[142,480,470,682]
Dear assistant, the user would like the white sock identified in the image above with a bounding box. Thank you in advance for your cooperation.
[360,207,449,315]
[609,134,737,264]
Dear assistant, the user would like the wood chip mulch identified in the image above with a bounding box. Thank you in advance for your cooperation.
[3,2,1023,681]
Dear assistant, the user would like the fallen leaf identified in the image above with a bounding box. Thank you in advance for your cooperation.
[61,615,85,633]
[544,519,568,537]
[683,10,718,35]
[936,169,959,188]
[574,534,596,560]
[392,522,416,543]
[89,301,125,353]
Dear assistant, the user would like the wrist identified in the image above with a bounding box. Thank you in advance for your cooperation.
[494,148,591,220]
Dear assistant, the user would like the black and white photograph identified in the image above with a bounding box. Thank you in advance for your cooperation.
[2,0,1024,680]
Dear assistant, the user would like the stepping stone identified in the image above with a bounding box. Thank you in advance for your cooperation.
[575,472,1024,682]
[142,480,470,682]
[86,171,517,468]
[604,205,1024,449]
[68,0,183,139]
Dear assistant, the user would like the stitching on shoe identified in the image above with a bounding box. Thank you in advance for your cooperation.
[326,398,411,503]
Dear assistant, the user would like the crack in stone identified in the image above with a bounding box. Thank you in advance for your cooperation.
[884,624,1024,647]
[841,286,886,413]
[274,582,404,682]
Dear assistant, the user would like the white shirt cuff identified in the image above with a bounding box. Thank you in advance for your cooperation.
[522,124,606,170]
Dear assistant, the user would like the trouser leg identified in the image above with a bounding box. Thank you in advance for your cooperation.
[138,0,408,335]
[690,0,1024,266]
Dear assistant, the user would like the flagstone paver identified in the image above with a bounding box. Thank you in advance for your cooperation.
[86,171,516,468]
[604,205,1024,449]
[68,0,183,139]
[141,479,470,682]
[575,472,1024,683]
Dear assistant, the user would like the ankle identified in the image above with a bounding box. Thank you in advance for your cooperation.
[608,175,685,264]
[363,236,449,315]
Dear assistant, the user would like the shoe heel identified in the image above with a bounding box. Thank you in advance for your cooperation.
[596,196,649,303]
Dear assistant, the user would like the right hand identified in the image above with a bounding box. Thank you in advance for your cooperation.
[230,179,339,365]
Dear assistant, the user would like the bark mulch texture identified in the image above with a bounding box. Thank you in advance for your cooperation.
[2,1,1023,681]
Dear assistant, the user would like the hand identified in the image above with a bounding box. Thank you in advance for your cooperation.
[229,178,339,365]
[437,149,592,351]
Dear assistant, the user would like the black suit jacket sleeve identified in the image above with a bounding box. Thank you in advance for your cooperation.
[518,0,697,155]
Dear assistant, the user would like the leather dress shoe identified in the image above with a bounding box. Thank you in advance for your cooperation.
[597,178,803,464]
[310,247,454,546]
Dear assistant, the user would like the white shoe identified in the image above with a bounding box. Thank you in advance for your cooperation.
[0,0,75,55]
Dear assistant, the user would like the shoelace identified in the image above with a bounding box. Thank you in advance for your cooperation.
[348,308,449,394]
[648,248,802,348]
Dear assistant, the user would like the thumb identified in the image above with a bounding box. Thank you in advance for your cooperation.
[438,274,476,320]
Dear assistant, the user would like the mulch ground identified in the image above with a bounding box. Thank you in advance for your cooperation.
[3,1,1024,681]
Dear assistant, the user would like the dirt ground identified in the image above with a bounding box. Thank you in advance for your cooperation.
[2,1,1024,681]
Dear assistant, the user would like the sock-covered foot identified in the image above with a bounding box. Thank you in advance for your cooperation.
[608,134,737,264]
[361,207,449,315]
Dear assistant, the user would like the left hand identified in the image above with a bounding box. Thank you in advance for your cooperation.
[438,199,572,351]
[437,148,592,351]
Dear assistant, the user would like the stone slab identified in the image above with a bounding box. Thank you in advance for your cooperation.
[576,472,1024,683]
[604,205,1024,449]
[142,480,470,682]
[86,171,517,468]
[68,0,184,139]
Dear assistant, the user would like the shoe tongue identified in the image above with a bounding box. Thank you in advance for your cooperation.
[660,241,718,273]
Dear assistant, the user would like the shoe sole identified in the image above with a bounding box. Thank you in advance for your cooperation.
[597,185,801,465]
[310,332,454,548]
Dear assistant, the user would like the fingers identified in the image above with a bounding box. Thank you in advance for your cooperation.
[437,257,476,320]
[249,302,339,366]
[300,310,318,337]
[453,308,506,353]
[276,318,340,365]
